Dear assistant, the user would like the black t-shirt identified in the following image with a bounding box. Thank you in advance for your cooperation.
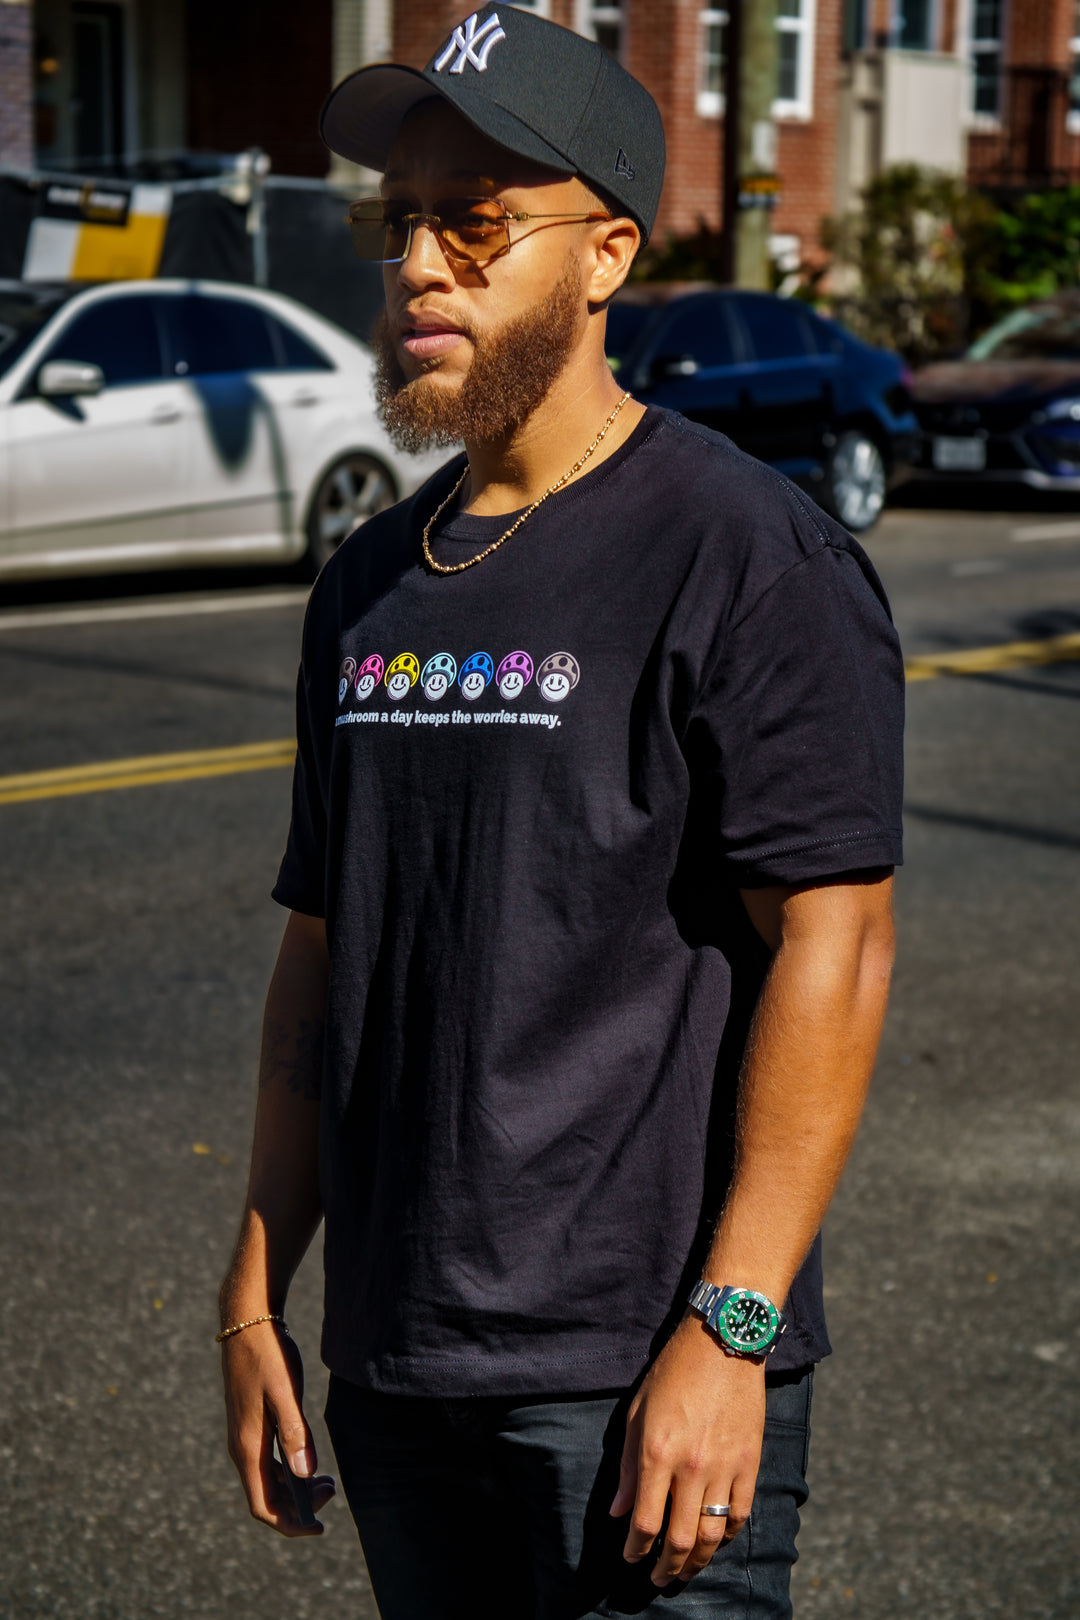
[274,407,904,1396]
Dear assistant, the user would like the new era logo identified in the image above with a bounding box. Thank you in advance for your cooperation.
[434,11,507,75]
[614,148,636,181]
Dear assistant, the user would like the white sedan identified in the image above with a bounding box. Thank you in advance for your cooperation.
[0,278,448,582]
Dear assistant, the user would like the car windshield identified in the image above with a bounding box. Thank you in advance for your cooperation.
[605,303,654,373]
[968,304,1080,362]
[0,287,74,379]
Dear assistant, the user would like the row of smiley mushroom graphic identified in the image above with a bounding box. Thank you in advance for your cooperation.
[338,651,581,705]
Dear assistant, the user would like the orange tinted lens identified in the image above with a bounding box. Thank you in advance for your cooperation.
[438,200,508,260]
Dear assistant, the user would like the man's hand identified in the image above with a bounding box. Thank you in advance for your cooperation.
[221,1322,336,1537]
[610,1318,765,1586]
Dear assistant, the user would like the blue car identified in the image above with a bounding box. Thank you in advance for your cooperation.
[910,292,1080,490]
[606,286,918,532]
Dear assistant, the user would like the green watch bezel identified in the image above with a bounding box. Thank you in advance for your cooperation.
[714,1288,781,1355]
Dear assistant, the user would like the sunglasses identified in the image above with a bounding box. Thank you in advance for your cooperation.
[346,196,612,265]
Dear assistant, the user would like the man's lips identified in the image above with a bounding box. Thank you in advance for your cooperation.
[398,311,468,360]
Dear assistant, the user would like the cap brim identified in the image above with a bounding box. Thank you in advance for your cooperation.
[320,63,575,178]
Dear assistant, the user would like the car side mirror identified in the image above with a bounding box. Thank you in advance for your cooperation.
[38,360,106,398]
[648,353,700,384]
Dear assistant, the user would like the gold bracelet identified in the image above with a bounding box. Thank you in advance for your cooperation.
[215,1313,289,1344]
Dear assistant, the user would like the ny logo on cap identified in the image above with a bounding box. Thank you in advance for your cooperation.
[434,11,507,75]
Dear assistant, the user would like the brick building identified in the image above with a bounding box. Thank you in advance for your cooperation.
[386,0,845,262]
[3,0,1080,272]
[0,0,32,170]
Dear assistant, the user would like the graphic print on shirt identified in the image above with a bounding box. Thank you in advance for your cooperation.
[459,651,494,701]
[333,647,580,733]
[495,650,532,701]
[354,654,384,701]
[338,657,357,705]
[536,652,580,702]
[421,652,457,702]
[386,653,420,700]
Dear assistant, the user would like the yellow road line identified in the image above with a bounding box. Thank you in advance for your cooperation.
[0,739,295,806]
[904,630,1080,682]
[2,629,1079,806]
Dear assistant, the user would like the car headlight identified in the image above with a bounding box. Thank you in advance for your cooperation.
[1030,405,1080,467]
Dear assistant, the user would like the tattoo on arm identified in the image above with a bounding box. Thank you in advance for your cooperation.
[260,1017,325,1100]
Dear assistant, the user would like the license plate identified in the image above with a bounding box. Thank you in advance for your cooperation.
[932,435,986,471]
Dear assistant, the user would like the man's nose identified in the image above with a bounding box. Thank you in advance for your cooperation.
[395,220,456,293]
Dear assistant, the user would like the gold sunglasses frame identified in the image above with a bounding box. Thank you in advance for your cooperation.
[346,197,612,266]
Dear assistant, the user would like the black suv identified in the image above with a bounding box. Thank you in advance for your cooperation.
[607,286,917,532]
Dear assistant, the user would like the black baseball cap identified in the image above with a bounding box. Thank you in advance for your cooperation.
[320,5,665,243]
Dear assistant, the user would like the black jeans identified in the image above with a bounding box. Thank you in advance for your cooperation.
[325,1367,812,1619]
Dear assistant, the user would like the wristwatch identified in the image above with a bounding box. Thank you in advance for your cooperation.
[687,1280,787,1358]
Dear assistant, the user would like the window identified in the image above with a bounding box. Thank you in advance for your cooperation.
[657,300,739,369]
[843,0,868,51]
[699,8,728,117]
[45,295,164,387]
[776,0,815,111]
[734,294,814,362]
[577,0,622,60]
[698,0,816,121]
[169,296,277,376]
[510,0,551,13]
[267,316,333,372]
[895,0,935,50]
[1070,3,1080,133]
[970,0,1004,120]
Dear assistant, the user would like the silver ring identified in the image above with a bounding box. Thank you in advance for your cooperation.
[700,1504,730,1517]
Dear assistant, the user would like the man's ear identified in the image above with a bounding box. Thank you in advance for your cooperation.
[584,216,641,304]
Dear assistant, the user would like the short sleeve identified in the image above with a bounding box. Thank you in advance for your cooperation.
[272,637,328,918]
[683,543,905,887]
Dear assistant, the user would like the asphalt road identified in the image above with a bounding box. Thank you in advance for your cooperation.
[1,502,1078,1619]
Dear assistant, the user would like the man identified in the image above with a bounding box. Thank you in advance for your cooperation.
[219,9,903,1616]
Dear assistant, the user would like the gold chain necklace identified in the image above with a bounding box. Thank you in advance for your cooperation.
[422,392,632,576]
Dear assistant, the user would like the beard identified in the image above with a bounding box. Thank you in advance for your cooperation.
[372,256,584,452]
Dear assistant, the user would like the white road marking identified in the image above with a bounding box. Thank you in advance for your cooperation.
[949,559,1008,577]
[0,588,310,634]
[1010,521,1080,543]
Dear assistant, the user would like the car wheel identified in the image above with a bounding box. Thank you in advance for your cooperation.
[305,452,398,573]
[821,431,887,533]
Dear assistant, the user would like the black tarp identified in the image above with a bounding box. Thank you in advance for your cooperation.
[264,183,383,342]
[158,189,253,283]
[0,175,42,279]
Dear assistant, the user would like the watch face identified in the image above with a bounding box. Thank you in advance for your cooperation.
[716,1290,779,1353]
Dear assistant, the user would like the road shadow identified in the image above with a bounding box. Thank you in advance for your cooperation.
[0,560,305,613]
[904,802,1080,852]
[890,480,1080,515]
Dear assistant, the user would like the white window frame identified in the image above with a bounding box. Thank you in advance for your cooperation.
[774,0,816,120]
[697,6,728,118]
[963,0,1006,129]
[697,1,816,122]
[510,0,552,16]
[1069,5,1080,134]
[575,0,623,60]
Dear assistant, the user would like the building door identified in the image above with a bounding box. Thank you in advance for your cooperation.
[72,2,126,170]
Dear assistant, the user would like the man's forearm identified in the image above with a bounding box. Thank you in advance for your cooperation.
[219,910,329,1325]
[703,875,896,1305]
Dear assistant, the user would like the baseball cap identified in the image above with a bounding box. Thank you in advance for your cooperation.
[320,5,665,243]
